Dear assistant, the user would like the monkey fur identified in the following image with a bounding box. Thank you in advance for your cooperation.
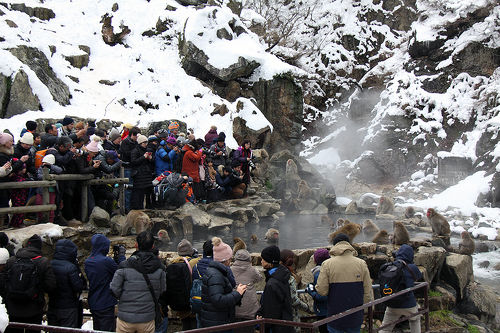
[376,196,395,215]
[362,219,379,234]
[265,228,279,243]
[404,206,415,218]
[250,234,258,243]
[371,229,390,245]
[328,222,362,244]
[458,231,475,255]
[120,210,152,236]
[233,237,247,254]
[297,180,313,200]
[392,221,410,245]
[156,229,170,242]
[427,208,451,236]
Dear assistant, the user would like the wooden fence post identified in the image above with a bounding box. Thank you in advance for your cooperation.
[119,167,125,216]
[41,168,50,222]
[81,182,88,222]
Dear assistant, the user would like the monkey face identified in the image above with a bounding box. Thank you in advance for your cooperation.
[426,208,433,217]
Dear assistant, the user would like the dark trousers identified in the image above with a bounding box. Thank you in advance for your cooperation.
[92,306,116,332]
[6,314,43,333]
[47,307,80,328]
[131,187,145,210]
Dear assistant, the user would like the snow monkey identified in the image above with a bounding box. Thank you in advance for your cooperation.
[372,229,390,245]
[458,231,475,255]
[156,229,170,242]
[233,237,247,254]
[392,221,410,245]
[404,206,415,218]
[336,218,346,229]
[376,196,395,215]
[362,219,380,234]
[426,208,451,236]
[297,180,313,200]
[328,222,362,244]
[250,234,258,243]
[265,228,280,243]
[321,215,334,227]
[120,210,152,236]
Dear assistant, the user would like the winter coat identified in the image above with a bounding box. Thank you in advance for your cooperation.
[46,147,74,171]
[74,153,99,175]
[257,265,293,333]
[289,274,309,327]
[306,266,327,316]
[119,136,137,164]
[233,146,252,183]
[96,151,122,176]
[130,145,154,189]
[181,146,201,182]
[155,145,176,176]
[209,143,229,167]
[110,251,166,324]
[13,142,36,176]
[204,129,218,148]
[200,261,242,328]
[231,250,262,319]
[49,239,86,309]
[40,133,57,150]
[192,256,213,280]
[5,246,57,318]
[316,241,373,330]
[84,234,120,311]
[0,145,13,181]
[102,140,119,152]
[388,244,422,308]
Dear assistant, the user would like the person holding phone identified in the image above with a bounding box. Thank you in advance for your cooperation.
[129,135,154,209]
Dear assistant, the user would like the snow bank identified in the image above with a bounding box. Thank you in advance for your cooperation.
[4,223,63,250]
[307,147,341,166]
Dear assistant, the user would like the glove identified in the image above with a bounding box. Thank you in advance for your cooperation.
[306,283,315,294]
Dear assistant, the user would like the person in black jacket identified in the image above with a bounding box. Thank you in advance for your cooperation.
[256,245,293,333]
[130,135,154,210]
[200,237,246,330]
[48,239,87,328]
[5,234,57,333]
[40,124,58,150]
[379,244,422,333]
[119,126,140,212]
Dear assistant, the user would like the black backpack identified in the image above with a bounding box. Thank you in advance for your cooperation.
[165,261,192,311]
[173,150,185,174]
[378,260,415,306]
[7,257,40,301]
[190,265,203,314]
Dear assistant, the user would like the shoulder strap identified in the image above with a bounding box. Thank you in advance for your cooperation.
[134,260,161,311]
[183,257,192,276]
[400,260,418,281]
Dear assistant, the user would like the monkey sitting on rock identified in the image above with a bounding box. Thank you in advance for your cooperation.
[404,206,415,218]
[427,208,451,236]
[376,196,395,215]
[392,221,410,245]
[120,210,152,236]
[233,237,247,254]
[362,219,379,234]
[372,230,390,245]
[448,231,475,255]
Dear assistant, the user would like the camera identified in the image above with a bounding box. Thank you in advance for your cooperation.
[248,160,256,170]
[74,149,83,155]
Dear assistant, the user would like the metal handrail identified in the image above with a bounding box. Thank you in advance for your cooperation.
[6,282,429,333]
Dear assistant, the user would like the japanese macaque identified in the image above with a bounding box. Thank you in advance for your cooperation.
[297,180,313,200]
[458,231,475,255]
[328,222,362,244]
[336,218,346,228]
[156,229,170,242]
[250,234,258,243]
[426,208,451,236]
[404,206,415,218]
[265,228,279,243]
[372,230,390,245]
[285,159,299,178]
[321,215,334,226]
[376,196,395,215]
[362,219,380,234]
[100,13,131,46]
[392,221,410,245]
[120,210,152,236]
[233,237,247,254]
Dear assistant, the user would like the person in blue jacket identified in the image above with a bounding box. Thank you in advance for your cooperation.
[48,239,87,328]
[155,137,179,176]
[306,248,330,333]
[84,234,125,332]
[379,244,422,333]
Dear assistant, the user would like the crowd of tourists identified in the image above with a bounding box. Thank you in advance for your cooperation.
[0,230,421,333]
[0,119,255,228]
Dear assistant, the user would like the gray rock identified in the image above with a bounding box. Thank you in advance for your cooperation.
[0,73,9,116]
[5,19,17,28]
[5,70,41,118]
[110,215,126,235]
[413,246,446,283]
[458,282,497,324]
[89,206,111,228]
[478,261,489,268]
[232,116,271,150]
[9,46,70,105]
[64,53,89,69]
[10,3,55,21]
[176,0,207,5]
[345,201,359,214]
[441,253,473,300]
[312,204,328,215]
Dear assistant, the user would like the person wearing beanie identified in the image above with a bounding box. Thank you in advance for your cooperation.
[256,245,293,333]
[14,132,37,177]
[35,153,62,224]
[209,133,229,169]
[306,249,330,333]
[20,132,34,145]
[0,232,14,256]
[168,121,179,138]
[58,117,87,143]
[199,237,246,329]
[155,136,179,176]
[281,249,309,331]
[103,128,121,152]
[177,239,195,257]
[181,139,202,200]
[129,131,154,210]
[203,125,218,148]
[315,233,373,333]
[8,158,29,228]
[118,126,140,212]
[231,249,262,331]
[4,233,56,328]
[20,120,38,138]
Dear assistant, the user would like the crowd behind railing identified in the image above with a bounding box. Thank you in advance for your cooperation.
[0,228,426,333]
[0,118,255,228]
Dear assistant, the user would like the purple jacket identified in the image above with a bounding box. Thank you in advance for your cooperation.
[204,129,218,147]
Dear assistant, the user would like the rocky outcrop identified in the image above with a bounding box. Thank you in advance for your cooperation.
[89,206,111,228]
[9,3,55,21]
[413,246,446,283]
[5,70,41,118]
[9,46,71,106]
[440,254,473,300]
[232,116,271,149]
[457,282,497,324]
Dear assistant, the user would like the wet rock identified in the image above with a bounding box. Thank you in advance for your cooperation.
[352,242,377,255]
[408,238,432,248]
[312,204,328,215]
[441,254,473,300]
[5,69,41,118]
[477,261,489,268]
[89,207,111,228]
[458,282,497,324]
[493,262,500,271]
[413,246,446,283]
[345,201,359,214]
[9,46,70,105]
[110,214,126,235]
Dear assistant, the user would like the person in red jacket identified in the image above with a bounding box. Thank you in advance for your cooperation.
[181,141,202,201]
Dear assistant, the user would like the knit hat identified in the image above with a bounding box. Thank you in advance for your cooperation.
[123,123,134,129]
[234,249,251,262]
[217,133,225,142]
[137,134,148,144]
[202,239,213,257]
[230,159,241,168]
[27,234,42,249]
[42,154,55,165]
[177,239,194,256]
[148,135,158,142]
[212,237,232,262]
[0,133,13,145]
[86,140,99,153]
[11,159,26,173]
[62,117,74,126]
[20,132,34,145]
[157,129,168,138]
[166,137,177,145]
[314,248,330,265]
[333,233,350,245]
[168,121,179,130]
[261,245,281,265]
[108,128,121,142]
[0,248,9,265]
[106,150,119,162]
[0,232,9,247]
